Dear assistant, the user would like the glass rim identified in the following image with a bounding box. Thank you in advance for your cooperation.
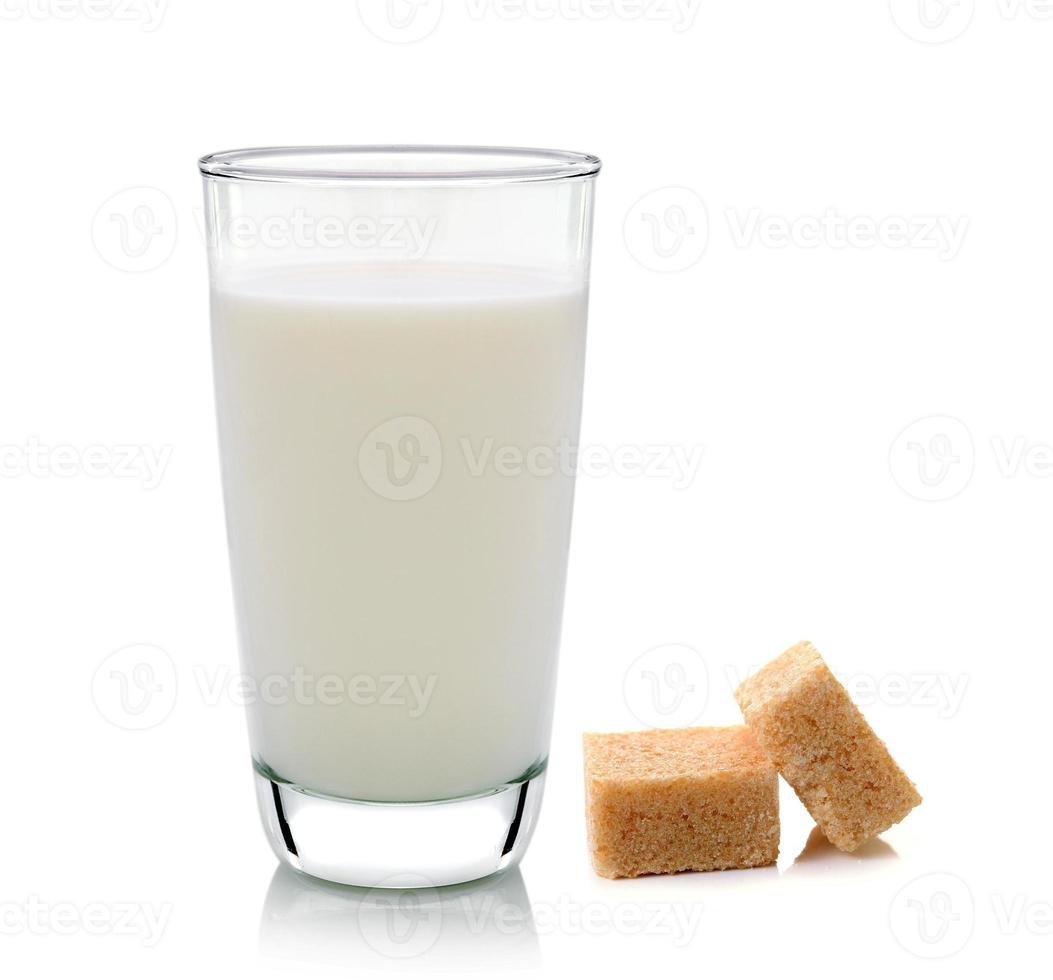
[198,145,602,185]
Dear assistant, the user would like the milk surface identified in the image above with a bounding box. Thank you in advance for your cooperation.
[211,263,587,802]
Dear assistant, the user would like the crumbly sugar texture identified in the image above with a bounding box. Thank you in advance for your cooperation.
[735,641,922,852]
[582,726,779,879]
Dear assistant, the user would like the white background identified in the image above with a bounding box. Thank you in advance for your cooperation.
[2,1,1051,977]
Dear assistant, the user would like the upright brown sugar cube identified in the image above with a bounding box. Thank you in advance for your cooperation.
[735,641,922,852]
[582,726,779,879]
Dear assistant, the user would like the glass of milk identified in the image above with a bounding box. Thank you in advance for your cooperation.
[198,146,600,887]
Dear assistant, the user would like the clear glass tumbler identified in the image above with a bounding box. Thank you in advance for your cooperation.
[198,146,600,887]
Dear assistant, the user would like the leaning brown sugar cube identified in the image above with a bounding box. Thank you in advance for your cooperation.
[735,641,922,852]
[582,726,779,879]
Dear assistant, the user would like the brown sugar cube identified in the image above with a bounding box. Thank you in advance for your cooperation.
[582,726,779,879]
[735,641,922,852]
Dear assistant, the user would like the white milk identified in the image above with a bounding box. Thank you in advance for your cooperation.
[211,263,587,802]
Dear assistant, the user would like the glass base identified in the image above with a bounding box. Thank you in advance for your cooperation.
[253,763,546,888]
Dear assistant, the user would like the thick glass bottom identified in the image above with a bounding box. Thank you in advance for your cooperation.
[253,761,546,888]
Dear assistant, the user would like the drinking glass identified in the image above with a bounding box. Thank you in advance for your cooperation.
[198,146,600,887]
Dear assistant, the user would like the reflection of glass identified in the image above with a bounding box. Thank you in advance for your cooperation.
[260,865,540,971]
[199,146,600,886]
